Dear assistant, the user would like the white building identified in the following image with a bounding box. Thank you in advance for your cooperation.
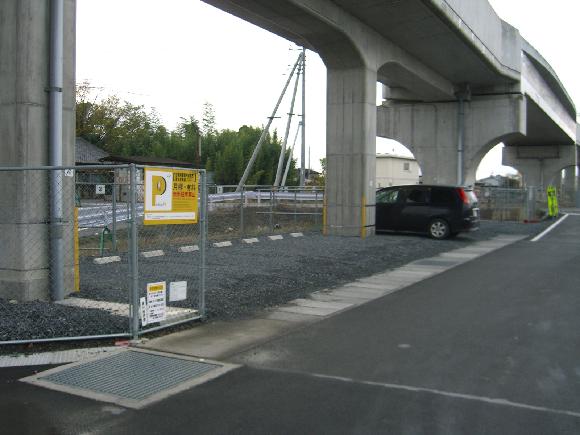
[376,153,421,188]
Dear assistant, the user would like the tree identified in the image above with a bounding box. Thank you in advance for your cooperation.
[75,81,165,157]
[75,85,299,183]
[309,158,326,186]
[201,102,217,137]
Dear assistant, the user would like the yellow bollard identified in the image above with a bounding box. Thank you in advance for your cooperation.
[361,195,367,239]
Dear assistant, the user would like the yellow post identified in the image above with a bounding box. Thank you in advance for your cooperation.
[361,195,367,239]
[547,185,559,217]
[74,207,80,292]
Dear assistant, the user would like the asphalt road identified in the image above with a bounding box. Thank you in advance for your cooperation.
[2,214,579,434]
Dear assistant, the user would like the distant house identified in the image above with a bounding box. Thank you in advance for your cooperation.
[476,174,522,188]
[74,138,209,202]
[75,137,110,165]
[376,153,420,188]
[75,138,113,199]
[304,168,321,185]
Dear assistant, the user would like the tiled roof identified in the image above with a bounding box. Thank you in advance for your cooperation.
[75,137,109,164]
[100,155,193,168]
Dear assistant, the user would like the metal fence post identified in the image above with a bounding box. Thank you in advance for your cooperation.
[240,187,245,238]
[111,182,117,252]
[269,189,274,232]
[314,190,318,226]
[294,189,298,224]
[199,171,207,318]
[129,164,140,340]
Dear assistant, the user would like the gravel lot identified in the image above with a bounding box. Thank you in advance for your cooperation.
[0,220,551,344]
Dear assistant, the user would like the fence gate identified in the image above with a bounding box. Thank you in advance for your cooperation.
[0,165,207,345]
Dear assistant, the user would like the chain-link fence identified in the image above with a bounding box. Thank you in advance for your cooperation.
[207,185,324,240]
[474,186,547,221]
[0,164,206,345]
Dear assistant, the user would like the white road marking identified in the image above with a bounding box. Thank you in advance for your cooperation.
[531,214,570,242]
[308,372,580,419]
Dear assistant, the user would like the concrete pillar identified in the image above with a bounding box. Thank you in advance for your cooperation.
[325,67,377,237]
[0,1,76,300]
[378,95,526,187]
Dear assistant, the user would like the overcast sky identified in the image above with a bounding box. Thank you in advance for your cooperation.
[77,0,579,178]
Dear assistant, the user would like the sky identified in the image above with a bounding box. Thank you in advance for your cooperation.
[76,0,579,178]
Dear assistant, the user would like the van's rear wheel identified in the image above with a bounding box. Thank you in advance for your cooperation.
[429,219,450,240]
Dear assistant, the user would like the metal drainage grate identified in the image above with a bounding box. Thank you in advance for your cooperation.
[21,349,237,409]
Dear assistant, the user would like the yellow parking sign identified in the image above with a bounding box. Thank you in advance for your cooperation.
[144,167,199,225]
[546,185,559,217]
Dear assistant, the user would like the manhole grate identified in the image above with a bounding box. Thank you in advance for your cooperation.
[21,349,238,408]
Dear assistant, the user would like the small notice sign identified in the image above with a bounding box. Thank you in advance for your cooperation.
[169,281,187,302]
[140,297,148,326]
[146,281,167,323]
[144,167,199,225]
[96,185,106,195]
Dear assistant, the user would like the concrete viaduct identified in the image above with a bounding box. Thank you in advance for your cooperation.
[0,1,578,299]
[200,0,578,236]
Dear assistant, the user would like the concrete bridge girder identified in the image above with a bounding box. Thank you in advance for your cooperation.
[377,95,526,187]
[502,144,578,189]
[521,55,577,145]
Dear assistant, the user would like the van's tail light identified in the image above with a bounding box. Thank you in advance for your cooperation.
[456,188,470,205]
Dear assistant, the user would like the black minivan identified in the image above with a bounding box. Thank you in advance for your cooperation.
[375,185,479,239]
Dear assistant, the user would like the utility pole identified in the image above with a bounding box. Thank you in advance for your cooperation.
[274,55,302,187]
[197,134,202,168]
[236,53,303,192]
[282,122,301,187]
[300,47,306,188]
[308,146,311,181]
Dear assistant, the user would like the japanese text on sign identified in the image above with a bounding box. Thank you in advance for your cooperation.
[144,167,199,225]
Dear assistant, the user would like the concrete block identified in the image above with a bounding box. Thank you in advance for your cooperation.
[140,250,165,258]
[213,241,233,248]
[178,245,199,253]
[93,256,121,265]
[242,238,259,244]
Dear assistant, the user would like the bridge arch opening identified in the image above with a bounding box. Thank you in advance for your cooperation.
[376,138,422,188]
[474,143,521,187]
